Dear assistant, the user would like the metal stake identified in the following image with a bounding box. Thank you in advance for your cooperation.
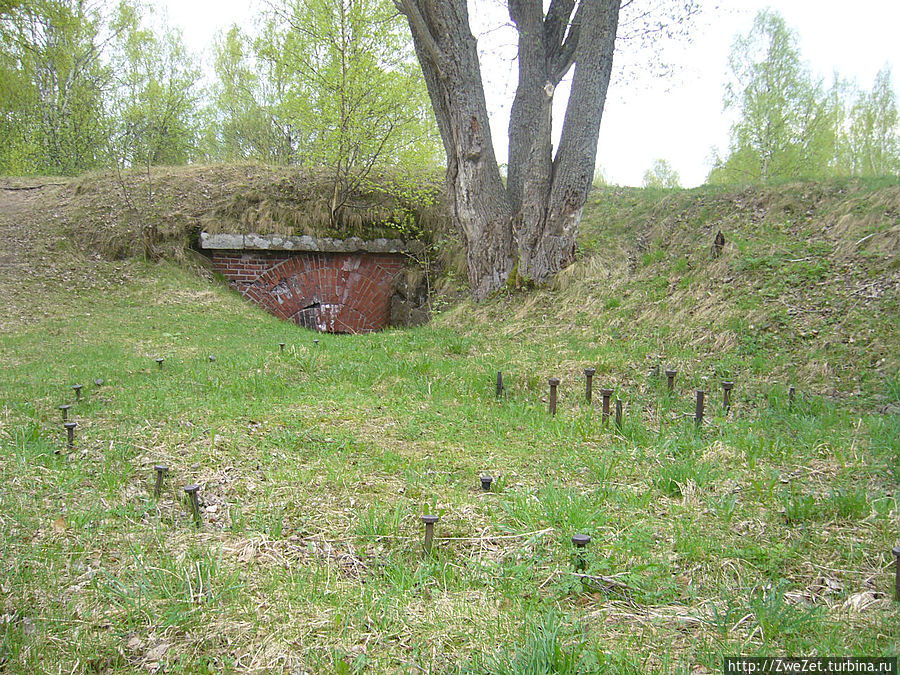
[64,421,77,449]
[615,397,623,429]
[154,464,168,498]
[279,342,285,352]
[59,404,71,421]
[480,475,494,492]
[496,371,503,398]
[665,370,677,391]
[548,378,560,416]
[584,368,596,403]
[695,390,706,428]
[722,381,734,411]
[72,384,82,401]
[155,358,164,369]
[184,484,202,526]
[421,514,439,554]
[572,533,591,570]
[600,388,613,423]
[789,385,795,410]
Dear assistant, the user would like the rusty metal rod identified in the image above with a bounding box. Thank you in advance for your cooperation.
[600,389,613,424]
[722,381,734,410]
[695,390,705,428]
[548,378,560,416]
[154,464,168,498]
[584,368,595,403]
[184,484,201,526]
[421,514,439,554]
[64,421,77,449]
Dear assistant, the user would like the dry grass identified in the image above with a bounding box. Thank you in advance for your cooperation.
[0,173,898,672]
[64,163,451,260]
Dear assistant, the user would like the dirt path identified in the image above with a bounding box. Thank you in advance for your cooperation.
[0,180,72,277]
[0,184,43,277]
[0,180,79,330]
[0,178,144,333]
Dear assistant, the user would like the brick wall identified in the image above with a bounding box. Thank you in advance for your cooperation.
[211,250,405,333]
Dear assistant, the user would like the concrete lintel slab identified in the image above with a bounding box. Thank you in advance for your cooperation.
[200,231,409,253]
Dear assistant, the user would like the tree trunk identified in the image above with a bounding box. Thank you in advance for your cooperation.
[514,0,619,285]
[397,0,514,300]
[398,0,620,297]
[506,0,554,284]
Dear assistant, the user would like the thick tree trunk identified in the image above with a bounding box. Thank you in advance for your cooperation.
[514,0,620,285]
[507,0,554,284]
[398,0,620,297]
[397,0,514,300]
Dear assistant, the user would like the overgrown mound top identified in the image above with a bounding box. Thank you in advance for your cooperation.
[65,163,449,259]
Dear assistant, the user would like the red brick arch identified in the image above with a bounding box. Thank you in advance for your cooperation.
[211,251,404,333]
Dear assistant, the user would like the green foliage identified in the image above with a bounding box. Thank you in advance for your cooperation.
[710,10,899,184]
[710,10,838,183]
[749,583,821,646]
[105,1,201,169]
[642,159,680,189]
[0,0,24,14]
[781,488,870,524]
[0,0,109,174]
[203,25,294,164]
[461,614,600,675]
[201,0,443,225]
[844,67,900,176]
[0,0,200,176]
[654,457,715,497]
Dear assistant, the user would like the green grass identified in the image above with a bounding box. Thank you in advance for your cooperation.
[1,262,897,673]
[1,176,899,672]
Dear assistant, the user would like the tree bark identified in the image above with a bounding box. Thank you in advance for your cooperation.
[397,0,620,297]
[515,0,619,285]
[396,0,514,300]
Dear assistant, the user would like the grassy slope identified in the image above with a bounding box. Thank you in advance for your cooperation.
[0,174,898,673]
[450,179,899,405]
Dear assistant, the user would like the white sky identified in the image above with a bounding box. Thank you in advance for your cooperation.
[150,0,899,187]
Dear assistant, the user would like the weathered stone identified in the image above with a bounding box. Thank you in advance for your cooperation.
[201,233,244,249]
[369,238,406,253]
[344,237,365,252]
[391,296,410,325]
[391,295,430,327]
[321,237,345,252]
[297,235,319,251]
[244,233,271,250]
[392,267,426,302]
[199,231,411,253]
[408,307,430,326]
